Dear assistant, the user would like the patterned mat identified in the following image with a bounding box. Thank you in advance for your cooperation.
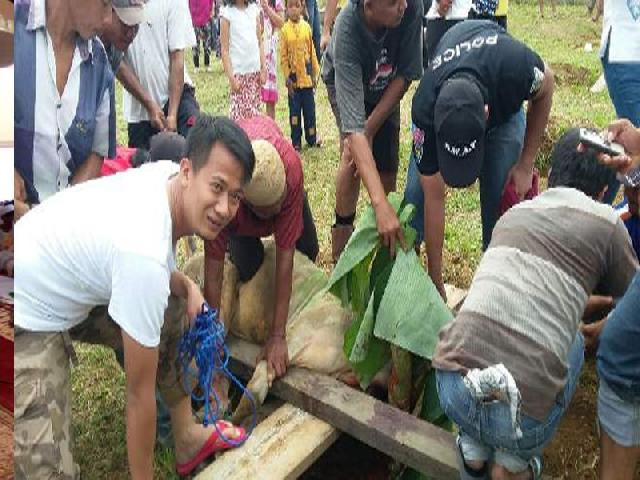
[0,302,12,340]
[0,407,12,479]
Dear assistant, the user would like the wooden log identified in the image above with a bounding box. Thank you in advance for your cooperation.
[227,337,460,480]
[195,403,339,480]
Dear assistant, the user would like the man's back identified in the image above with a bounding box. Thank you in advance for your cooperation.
[433,187,638,420]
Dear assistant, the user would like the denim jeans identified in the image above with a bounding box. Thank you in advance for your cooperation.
[597,272,640,404]
[436,333,584,468]
[305,0,321,63]
[288,87,317,148]
[601,46,640,204]
[403,108,526,248]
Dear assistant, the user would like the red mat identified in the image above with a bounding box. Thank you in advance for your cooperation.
[0,336,12,411]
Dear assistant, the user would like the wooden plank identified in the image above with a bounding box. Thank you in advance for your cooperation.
[195,403,340,480]
[227,337,459,480]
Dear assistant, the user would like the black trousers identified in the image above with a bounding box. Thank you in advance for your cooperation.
[230,194,319,283]
[127,85,200,150]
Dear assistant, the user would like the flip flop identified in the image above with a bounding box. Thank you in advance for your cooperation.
[175,420,247,477]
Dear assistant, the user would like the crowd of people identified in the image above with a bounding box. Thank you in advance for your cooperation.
[11,0,640,479]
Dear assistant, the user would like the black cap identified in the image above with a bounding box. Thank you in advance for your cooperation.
[434,77,486,188]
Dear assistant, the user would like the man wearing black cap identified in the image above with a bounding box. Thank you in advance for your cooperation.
[406,19,554,299]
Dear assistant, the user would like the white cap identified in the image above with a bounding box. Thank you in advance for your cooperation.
[244,140,286,207]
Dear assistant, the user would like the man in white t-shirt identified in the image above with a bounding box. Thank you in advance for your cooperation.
[123,0,199,150]
[14,115,255,479]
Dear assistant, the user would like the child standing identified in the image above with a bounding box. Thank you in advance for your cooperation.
[190,0,215,72]
[280,0,320,151]
[259,0,285,119]
[220,0,266,121]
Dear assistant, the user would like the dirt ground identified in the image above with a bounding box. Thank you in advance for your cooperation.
[302,358,640,480]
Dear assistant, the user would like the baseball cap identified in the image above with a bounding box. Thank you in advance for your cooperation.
[112,0,146,26]
[244,140,285,207]
[434,76,486,188]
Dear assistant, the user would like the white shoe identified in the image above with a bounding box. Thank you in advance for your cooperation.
[206,66,212,73]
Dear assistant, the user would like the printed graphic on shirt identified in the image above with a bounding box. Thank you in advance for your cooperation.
[413,126,425,163]
[369,48,396,92]
[431,34,498,71]
[530,65,544,96]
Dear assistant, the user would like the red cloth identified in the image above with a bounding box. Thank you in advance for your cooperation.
[100,146,136,177]
[499,169,539,217]
[205,115,305,260]
[0,337,13,411]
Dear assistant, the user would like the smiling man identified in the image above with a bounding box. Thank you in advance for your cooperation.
[321,0,424,261]
[204,114,318,379]
[14,115,254,479]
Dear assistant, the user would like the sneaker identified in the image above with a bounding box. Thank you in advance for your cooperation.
[205,66,212,72]
[528,456,543,480]
[194,67,200,73]
[455,436,489,480]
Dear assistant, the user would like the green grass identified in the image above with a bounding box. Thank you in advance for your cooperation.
[72,4,614,477]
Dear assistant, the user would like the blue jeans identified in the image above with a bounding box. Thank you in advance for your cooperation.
[601,46,640,204]
[436,333,584,466]
[404,108,526,248]
[288,88,317,148]
[597,272,640,404]
[305,0,321,63]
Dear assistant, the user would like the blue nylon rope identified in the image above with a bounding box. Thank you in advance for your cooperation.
[178,303,257,446]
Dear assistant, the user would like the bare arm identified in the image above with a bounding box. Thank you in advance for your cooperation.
[260,247,294,377]
[170,270,206,322]
[320,0,339,51]
[271,247,294,339]
[348,133,406,254]
[421,172,447,301]
[364,77,410,141]
[261,0,285,29]
[257,14,266,77]
[71,151,103,185]
[117,61,166,131]
[167,49,186,131]
[220,18,237,90]
[509,63,555,198]
[122,330,158,480]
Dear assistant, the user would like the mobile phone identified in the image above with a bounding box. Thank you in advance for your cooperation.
[618,167,640,188]
[579,128,625,157]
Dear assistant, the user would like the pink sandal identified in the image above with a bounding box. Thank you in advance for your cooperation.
[176,420,247,476]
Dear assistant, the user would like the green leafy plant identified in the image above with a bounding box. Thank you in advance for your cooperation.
[326,193,454,389]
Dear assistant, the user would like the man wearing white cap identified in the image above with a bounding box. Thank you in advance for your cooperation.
[122,0,200,150]
[204,114,318,378]
[100,0,168,133]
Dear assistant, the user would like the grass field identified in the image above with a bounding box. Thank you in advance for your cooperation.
[71,3,616,478]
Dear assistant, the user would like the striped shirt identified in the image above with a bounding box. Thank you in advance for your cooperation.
[14,0,116,205]
[433,187,639,420]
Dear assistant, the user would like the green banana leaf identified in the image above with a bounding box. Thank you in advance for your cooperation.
[374,248,453,359]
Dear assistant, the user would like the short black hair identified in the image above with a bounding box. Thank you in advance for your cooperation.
[548,128,616,198]
[185,115,255,184]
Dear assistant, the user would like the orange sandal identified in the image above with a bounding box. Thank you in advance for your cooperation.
[175,420,247,477]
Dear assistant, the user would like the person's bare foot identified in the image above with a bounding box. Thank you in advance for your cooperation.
[173,420,244,465]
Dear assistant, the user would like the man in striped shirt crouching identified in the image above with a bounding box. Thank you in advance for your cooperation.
[432,128,639,480]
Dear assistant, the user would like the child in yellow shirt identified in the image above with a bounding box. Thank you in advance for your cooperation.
[280,0,320,150]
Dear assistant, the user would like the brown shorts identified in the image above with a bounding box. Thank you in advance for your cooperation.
[326,83,400,174]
